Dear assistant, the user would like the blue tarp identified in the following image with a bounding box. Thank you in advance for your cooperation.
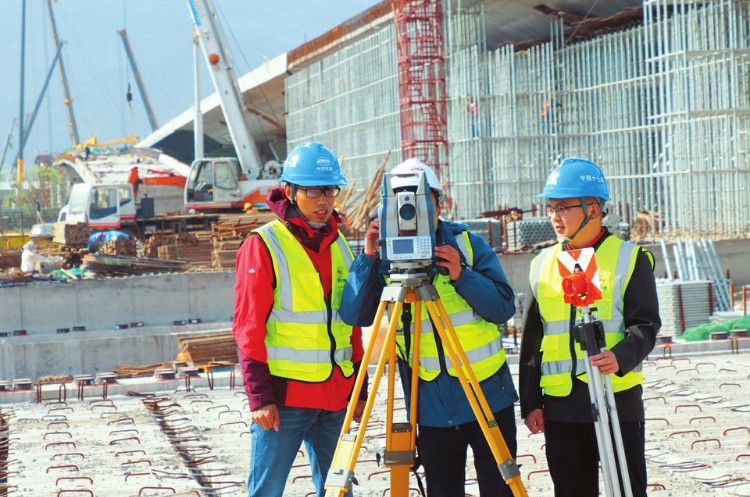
[88,230,130,247]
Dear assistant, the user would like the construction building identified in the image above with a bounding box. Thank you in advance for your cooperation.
[279,0,750,241]
[146,0,750,242]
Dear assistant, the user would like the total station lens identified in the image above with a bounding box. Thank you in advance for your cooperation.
[399,203,417,221]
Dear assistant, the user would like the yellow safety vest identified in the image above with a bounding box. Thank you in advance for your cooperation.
[395,231,507,382]
[530,236,649,396]
[255,220,355,382]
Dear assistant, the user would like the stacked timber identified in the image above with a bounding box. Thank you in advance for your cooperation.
[37,375,74,385]
[339,151,390,233]
[53,222,89,246]
[0,249,21,271]
[97,237,138,257]
[211,212,275,269]
[114,362,170,378]
[212,238,242,269]
[178,331,237,367]
[152,232,213,267]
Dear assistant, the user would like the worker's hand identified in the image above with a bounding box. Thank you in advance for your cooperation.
[364,219,380,259]
[524,408,545,434]
[251,404,280,431]
[433,244,462,281]
[352,400,366,424]
[590,350,620,375]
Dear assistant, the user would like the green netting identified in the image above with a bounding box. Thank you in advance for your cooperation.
[681,315,750,341]
[728,315,750,331]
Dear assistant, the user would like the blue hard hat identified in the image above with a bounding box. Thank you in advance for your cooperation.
[280,142,347,187]
[535,158,610,201]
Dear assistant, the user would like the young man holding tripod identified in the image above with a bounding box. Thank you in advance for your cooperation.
[519,158,660,497]
[340,158,518,497]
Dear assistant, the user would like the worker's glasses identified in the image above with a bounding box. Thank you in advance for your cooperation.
[546,203,589,216]
[298,186,341,198]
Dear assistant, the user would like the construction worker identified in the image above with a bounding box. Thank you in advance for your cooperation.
[20,240,45,273]
[233,142,367,497]
[341,158,518,497]
[519,158,660,497]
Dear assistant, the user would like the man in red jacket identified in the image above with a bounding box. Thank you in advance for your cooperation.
[233,142,367,497]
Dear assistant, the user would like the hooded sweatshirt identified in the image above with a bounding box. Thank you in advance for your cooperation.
[233,187,365,411]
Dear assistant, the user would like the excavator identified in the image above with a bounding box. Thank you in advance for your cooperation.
[183,0,281,212]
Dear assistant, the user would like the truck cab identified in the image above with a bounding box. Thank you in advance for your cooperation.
[59,183,136,230]
[184,157,278,211]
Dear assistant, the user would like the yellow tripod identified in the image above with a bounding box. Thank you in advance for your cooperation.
[324,271,528,497]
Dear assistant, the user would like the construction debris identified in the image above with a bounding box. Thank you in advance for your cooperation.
[82,253,189,276]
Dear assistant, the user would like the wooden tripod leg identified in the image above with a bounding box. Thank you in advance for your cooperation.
[423,297,528,497]
[324,300,403,497]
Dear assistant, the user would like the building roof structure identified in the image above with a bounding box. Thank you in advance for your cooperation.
[138,0,642,165]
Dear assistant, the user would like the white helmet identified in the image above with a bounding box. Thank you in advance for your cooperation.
[389,158,444,203]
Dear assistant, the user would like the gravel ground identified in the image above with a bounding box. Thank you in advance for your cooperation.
[1,349,749,497]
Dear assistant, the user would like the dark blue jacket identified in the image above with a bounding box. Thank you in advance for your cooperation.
[340,220,518,427]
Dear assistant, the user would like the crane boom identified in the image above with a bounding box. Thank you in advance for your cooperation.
[117,28,159,133]
[186,0,263,179]
[45,0,80,147]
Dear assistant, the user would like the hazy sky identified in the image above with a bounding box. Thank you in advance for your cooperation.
[0,0,380,164]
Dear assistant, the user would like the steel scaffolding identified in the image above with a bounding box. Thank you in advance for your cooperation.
[393,0,450,209]
[285,0,750,241]
[285,25,402,187]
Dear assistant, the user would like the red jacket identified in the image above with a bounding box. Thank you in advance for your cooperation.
[233,187,365,412]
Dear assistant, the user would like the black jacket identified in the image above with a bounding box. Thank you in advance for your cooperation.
[519,231,661,423]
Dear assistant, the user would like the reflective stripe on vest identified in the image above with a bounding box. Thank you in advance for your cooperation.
[530,237,643,396]
[396,230,507,382]
[255,220,355,382]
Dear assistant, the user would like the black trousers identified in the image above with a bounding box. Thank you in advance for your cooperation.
[418,405,517,497]
[544,419,647,497]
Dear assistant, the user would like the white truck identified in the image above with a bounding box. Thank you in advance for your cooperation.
[59,182,219,239]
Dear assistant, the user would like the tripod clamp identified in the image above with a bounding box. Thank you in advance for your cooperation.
[571,307,605,358]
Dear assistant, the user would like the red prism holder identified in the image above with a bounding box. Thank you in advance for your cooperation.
[556,248,602,307]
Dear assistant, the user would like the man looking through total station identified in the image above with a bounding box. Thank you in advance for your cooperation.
[340,158,518,497]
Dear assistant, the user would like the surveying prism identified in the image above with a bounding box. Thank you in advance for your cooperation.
[557,248,633,497]
[324,171,527,497]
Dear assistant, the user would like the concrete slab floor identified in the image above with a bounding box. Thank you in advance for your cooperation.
[1,345,749,496]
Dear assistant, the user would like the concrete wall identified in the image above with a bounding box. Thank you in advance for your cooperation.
[1,238,747,382]
[0,270,235,335]
[0,324,232,380]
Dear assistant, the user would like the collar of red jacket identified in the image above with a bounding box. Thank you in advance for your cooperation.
[565,227,608,251]
[266,187,340,252]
